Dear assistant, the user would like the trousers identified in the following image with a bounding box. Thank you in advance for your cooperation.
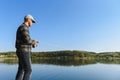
[15,50,32,80]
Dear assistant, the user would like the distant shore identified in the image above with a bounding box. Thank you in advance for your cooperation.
[0,50,120,60]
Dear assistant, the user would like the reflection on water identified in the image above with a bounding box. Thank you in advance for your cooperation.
[32,58,97,66]
[1,58,120,66]
[1,58,120,80]
[0,58,18,64]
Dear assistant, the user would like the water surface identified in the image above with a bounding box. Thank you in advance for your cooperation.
[0,59,120,80]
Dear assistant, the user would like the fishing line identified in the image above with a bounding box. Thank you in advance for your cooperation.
[38,41,66,50]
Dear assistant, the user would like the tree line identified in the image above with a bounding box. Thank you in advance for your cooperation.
[1,50,120,60]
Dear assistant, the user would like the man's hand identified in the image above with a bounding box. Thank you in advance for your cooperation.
[32,40,39,48]
[33,40,39,43]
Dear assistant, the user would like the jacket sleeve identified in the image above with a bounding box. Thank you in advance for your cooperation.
[22,26,34,45]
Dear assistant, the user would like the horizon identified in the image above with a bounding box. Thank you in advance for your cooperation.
[0,0,120,53]
[1,49,120,53]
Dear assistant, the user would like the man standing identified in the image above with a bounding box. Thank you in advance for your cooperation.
[15,14,38,80]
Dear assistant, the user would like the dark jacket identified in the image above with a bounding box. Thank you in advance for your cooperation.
[15,23,34,52]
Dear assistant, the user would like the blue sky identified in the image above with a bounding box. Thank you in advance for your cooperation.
[0,0,120,52]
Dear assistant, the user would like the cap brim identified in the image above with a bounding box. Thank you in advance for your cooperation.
[32,20,35,23]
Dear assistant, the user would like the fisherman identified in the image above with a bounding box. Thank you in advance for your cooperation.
[15,14,38,80]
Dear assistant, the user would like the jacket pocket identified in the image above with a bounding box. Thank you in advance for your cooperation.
[21,47,30,52]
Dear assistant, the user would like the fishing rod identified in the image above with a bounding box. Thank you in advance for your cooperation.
[35,41,66,50]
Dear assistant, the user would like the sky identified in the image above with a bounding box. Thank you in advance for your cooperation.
[0,0,120,53]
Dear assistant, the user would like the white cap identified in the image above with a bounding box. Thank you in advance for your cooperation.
[24,14,36,23]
